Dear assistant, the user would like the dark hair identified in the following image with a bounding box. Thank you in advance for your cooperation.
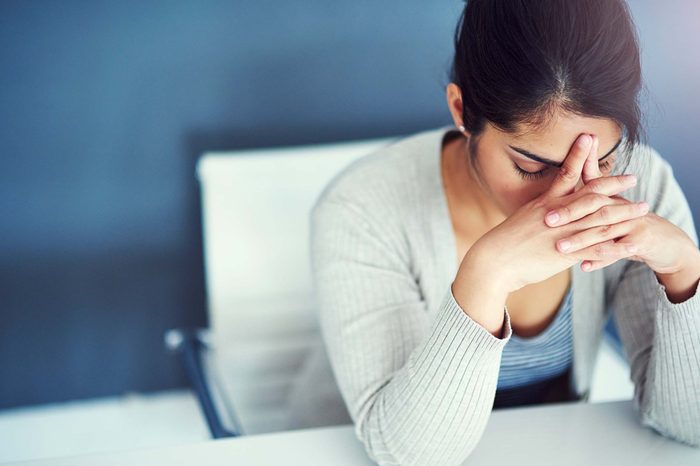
[446,0,648,172]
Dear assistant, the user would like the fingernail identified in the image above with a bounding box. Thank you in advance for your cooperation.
[638,201,649,214]
[626,244,638,253]
[546,211,560,225]
[627,176,637,186]
[579,135,591,147]
[559,240,571,251]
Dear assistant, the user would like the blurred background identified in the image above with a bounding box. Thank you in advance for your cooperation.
[1,0,698,462]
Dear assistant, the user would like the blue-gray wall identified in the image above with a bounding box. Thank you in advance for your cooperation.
[1,1,698,409]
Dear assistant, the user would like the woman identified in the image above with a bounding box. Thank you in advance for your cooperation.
[286,1,700,464]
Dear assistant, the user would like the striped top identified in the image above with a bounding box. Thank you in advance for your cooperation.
[498,284,573,388]
[494,284,574,408]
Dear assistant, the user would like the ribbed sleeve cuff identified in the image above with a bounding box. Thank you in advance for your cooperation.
[656,276,700,317]
[434,284,513,351]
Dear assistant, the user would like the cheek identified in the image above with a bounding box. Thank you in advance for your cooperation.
[479,156,547,211]
[491,175,541,211]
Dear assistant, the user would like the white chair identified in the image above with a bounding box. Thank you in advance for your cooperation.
[165,134,398,437]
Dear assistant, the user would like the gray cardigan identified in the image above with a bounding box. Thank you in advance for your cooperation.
[286,125,700,465]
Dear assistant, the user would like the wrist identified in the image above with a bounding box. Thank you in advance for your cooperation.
[655,247,700,304]
[452,245,511,337]
[461,243,513,296]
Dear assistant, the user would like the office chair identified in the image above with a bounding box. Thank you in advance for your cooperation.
[165,134,397,438]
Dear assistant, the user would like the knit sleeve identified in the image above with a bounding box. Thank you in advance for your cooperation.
[310,196,513,465]
[608,149,700,447]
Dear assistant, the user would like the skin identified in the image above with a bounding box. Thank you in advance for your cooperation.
[443,83,700,337]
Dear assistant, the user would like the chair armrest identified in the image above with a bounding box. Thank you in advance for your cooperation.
[164,328,242,438]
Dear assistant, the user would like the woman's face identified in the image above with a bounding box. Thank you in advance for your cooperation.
[446,84,624,218]
[469,112,623,218]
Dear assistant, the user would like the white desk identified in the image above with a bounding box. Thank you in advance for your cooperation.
[5,400,698,466]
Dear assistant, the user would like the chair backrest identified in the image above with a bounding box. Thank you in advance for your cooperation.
[196,134,398,434]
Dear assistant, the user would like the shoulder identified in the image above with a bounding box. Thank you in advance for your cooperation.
[311,124,452,221]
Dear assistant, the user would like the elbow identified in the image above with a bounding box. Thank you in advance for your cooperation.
[633,372,700,448]
[354,413,405,466]
[358,435,479,466]
[640,409,700,448]
[354,410,483,466]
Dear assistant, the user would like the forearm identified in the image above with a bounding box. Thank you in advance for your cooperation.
[639,297,700,447]
[350,245,513,464]
[452,248,511,338]
[355,284,512,465]
[640,250,700,446]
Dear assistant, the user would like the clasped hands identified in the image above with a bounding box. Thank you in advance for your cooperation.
[542,134,699,281]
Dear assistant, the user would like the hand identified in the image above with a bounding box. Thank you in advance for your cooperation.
[542,135,697,275]
[464,133,644,294]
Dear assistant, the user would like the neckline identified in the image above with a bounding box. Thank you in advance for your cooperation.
[509,283,573,343]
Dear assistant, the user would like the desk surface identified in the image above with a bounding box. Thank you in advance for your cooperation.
[6,400,699,465]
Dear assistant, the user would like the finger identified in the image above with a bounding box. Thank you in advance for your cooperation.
[544,175,638,227]
[564,237,638,263]
[573,199,649,231]
[579,240,620,271]
[547,133,593,198]
[579,172,638,197]
[581,257,619,272]
[555,217,639,254]
[583,253,645,272]
[581,135,602,185]
[545,192,647,227]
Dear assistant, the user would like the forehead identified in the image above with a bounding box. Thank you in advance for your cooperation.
[495,111,623,164]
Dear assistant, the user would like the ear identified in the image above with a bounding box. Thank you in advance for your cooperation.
[446,83,471,137]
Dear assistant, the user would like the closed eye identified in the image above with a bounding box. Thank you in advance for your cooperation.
[513,158,614,181]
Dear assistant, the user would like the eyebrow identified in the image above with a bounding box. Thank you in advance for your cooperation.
[508,137,623,168]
